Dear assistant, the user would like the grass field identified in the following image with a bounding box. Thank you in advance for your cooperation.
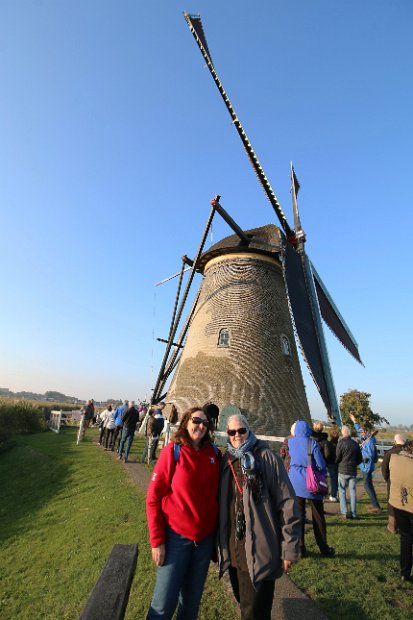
[1,428,413,619]
[0,428,238,620]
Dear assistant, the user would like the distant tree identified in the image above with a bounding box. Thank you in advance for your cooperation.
[340,389,389,431]
[44,391,67,402]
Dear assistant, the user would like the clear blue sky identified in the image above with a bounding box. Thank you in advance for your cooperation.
[1,1,412,425]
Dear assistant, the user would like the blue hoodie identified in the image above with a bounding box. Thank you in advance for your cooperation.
[114,403,128,427]
[288,420,327,500]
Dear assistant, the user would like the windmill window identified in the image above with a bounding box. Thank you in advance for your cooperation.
[218,328,230,347]
[281,335,291,356]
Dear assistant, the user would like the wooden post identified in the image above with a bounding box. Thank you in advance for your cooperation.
[79,544,138,620]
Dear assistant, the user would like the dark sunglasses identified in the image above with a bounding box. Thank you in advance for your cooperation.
[227,428,247,437]
[191,417,209,427]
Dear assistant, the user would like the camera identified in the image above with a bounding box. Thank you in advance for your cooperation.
[236,510,246,540]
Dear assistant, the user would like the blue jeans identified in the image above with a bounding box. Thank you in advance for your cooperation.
[338,474,357,517]
[328,464,338,498]
[118,427,134,460]
[362,471,380,509]
[147,526,215,620]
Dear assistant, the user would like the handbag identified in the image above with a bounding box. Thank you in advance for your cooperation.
[306,438,328,496]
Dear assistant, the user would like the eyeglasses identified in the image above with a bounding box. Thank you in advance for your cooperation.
[227,428,247,437]
[190,417,209,427]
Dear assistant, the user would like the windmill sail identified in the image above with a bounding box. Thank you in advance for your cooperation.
[183,12,293,238]
[311,263,363,365]
[284,243,340,422]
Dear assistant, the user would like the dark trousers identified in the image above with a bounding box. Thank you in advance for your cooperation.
[98,425,106,444]
[362,471,380,509]
[328,463,338,498]
[395,508,413,578]
[112,425,123,450]
[296,496,329,554]
[104,428,114,449]
[228,566,275,620]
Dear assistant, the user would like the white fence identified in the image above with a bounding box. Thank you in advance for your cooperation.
[162,422,284,447]
[49,410,83,433]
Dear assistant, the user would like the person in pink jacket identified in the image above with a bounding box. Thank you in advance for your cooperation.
[146,406,220,620]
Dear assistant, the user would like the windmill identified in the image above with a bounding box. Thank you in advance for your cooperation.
[151,14,362,434]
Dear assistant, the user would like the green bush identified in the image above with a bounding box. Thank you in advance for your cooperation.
[0,400,48,442]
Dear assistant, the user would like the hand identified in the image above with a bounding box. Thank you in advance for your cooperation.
[349,412,356,423]
[151,544,165,566]
[283,559,293,573]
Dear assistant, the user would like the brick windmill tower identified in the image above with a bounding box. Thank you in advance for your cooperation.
[151,15,362,435]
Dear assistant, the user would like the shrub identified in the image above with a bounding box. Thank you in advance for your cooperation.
[0,400,48,443]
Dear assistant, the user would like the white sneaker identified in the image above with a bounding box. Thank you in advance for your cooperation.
[329,496,338,502]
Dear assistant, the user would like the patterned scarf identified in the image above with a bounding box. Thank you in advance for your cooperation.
[226,431,258,460]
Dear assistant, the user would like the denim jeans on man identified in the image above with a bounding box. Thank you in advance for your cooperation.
[118,427,134,461]
[362,471,380,509]
[146,526,214,620]
[338,473,357,518]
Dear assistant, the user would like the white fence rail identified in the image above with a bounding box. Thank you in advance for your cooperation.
[49,410,83,433]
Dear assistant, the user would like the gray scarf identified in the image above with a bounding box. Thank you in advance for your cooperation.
[226,431,258,460]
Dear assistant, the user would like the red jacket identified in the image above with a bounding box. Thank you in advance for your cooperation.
[146,441,220,548]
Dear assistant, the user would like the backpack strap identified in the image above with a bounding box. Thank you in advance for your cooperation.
[174,442,219,462]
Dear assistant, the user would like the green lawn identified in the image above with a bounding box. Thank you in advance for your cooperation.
[0,428,238,620]
[290,497,413,619]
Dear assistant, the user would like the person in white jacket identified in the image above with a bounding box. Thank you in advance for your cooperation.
[99,405,116,450]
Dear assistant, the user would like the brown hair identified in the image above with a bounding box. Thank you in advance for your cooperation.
[174,406,213,448]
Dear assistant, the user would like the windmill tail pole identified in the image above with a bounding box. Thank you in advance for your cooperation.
[183,12,294,239]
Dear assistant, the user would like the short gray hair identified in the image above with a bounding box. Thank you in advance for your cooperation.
[394,433,406,445]
[341,425,351,438]
[227,413,250,431]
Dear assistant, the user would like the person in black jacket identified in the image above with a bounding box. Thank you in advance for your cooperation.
[118,401,139,463]
[335,425,363,519]
[382,434,406,533]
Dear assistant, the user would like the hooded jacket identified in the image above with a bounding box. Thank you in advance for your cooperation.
[219,440,300,588]
[288,420,327,500]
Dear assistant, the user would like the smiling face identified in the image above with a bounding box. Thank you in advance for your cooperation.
[186,410,209,447]
[227,415,249,449]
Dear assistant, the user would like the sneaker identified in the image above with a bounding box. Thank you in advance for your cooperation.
[340,514,348,520]
[124,458,128,463]
[321,547,335,558]
[368,507,381,514]
[329,496,338,502]
[118,454,123,460]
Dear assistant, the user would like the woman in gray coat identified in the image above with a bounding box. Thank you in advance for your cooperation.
[219,414,300,620]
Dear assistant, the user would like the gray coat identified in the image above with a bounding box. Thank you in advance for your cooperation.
[219,440,301,587]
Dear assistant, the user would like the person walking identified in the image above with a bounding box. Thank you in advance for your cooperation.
[112,399,128,452]
[312,421,336,502]
[146,407,220,619]
[349,412,381,513]
[219,413,300,620]
[103,405,116,450]
[288,420,335,558]
[388,439,413,582]
[148,402,166,465]
[335,425,362,519]
[327,428,340,502]
[382,433,406,533]
[118,401,139,463]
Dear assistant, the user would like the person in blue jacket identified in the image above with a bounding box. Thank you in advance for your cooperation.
[288,420,335,558]
[349,412,381,513]
[112,399,128,452]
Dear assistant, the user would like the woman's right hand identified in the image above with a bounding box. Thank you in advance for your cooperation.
[151,544,165,566]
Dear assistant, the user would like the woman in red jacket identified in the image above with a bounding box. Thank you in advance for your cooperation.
[146,406,220,620]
